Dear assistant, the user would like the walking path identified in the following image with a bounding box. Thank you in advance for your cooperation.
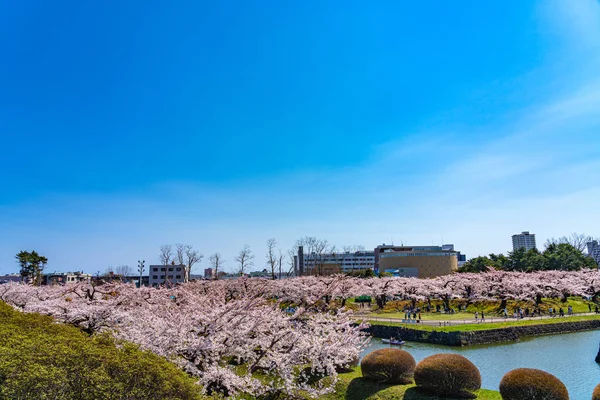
[356,310,600,327]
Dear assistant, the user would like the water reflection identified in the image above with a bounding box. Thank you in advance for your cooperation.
[363,330,600,398]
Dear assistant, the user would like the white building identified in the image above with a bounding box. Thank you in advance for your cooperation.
[45,272,92,285]
[148,264,186,286]
[302,251,375,274]
[512,231,537,251]
[587,241,600,267]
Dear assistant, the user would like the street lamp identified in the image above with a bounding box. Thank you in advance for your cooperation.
[137,260,145,288]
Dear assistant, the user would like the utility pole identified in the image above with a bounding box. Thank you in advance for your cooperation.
[138,260,145,288]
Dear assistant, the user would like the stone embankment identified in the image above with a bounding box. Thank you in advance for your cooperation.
[370,319,600,346]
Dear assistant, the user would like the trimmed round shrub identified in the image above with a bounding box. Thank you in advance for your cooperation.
[499,368,568,400]
[414,353,481,399]
[360,348,416,384]
[593,383,600,400]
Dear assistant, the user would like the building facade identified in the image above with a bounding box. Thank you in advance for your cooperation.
[299,249,375,275]
[512,231,537,251]
[588,241,600,267]
[294,242,464,277]
[375,244,458,278]
[45,272,92,285]
[148,264,186,286]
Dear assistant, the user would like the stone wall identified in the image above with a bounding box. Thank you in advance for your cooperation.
[370,319,600,346]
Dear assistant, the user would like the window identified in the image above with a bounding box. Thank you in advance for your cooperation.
[153,275,158,280]
[176,275,181,279]
[168,275,173,279]
[176,267,181,271]
[153,267,158,272]
[168,267,173,271]
[161,267,166,271]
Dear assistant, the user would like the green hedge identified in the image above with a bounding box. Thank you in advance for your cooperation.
[414,353,481,399]
[0,301,201,400]
[593,383,600,400]
[499,368,568,400]
[360,348,416,384]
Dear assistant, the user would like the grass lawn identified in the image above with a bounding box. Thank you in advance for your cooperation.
[320,367,501,400]
[369,314,600,332]
[360,297,596,322]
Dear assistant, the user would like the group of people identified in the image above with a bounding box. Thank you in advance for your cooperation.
[403,307,422,322]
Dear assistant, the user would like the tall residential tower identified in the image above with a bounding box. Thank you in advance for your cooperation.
[512,231,537,251]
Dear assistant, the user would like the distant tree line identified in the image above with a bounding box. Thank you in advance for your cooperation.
[460,233,598,273]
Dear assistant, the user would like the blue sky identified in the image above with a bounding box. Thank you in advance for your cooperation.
[1,1,599,275]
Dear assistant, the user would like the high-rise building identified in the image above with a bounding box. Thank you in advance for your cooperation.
[512,231,537,251]
[587,241,600,267]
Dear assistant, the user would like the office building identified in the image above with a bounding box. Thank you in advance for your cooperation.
[588,241,600,267]
[512,231,537,251]
[375,244,458,278]
[301,250,375,275]
[148,264,186,286]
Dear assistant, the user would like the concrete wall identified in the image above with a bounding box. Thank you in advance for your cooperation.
[369,320,600,346]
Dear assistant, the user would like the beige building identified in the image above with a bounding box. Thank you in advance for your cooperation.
[376,245,458,278]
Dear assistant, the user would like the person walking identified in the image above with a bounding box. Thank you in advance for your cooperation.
[481,311,485,322]
[475,311,478,322]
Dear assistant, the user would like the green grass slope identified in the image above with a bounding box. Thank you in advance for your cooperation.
[0,301,201,400]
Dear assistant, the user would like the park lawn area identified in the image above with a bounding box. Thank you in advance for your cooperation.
[369,314,600,332]
[319,367,501,400]
[365,296,595,321]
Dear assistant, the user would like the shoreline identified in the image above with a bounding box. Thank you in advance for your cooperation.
[369,319,600,346]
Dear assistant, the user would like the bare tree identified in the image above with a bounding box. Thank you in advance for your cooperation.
[209,252,224,280]
[159,245,173,284]
[159,245,173,266]
[175,244,204,282]
[277,250,285,279]
[266,238,278,279]
[287,248,297,277]
[293,236,330,276]
[185,246,203,282]
[234,245,254,276]
[545,233,593,253]
[115,265,132,280]
[175,244,186,266]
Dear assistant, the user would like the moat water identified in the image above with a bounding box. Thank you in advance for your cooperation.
[365,330,600,398]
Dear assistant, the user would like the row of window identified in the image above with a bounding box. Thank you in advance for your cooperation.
[381,252,454,258]
[152,267,183,272]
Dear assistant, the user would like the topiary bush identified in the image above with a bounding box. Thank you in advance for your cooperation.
[593,383,600,400]
[414,353,481,399]
[499,368,568,400]
[360,348,416,384]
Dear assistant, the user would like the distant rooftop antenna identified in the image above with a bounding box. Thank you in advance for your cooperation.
[391,236,394,245]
